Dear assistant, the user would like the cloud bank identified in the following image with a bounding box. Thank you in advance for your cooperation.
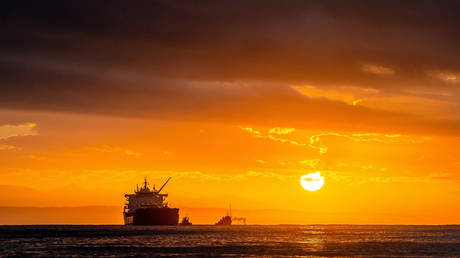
[1,0,459,134]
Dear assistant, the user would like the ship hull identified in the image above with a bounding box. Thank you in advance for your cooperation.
[124,207,179,225]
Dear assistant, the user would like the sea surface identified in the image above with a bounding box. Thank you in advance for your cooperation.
[0,225,459,257]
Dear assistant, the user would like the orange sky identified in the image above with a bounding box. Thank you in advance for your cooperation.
[0,106,458,224]
[0,1,459,224]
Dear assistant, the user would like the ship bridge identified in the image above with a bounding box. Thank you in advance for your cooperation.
[124,177,171,212]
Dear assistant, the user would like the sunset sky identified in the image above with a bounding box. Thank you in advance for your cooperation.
[1,0,459,224]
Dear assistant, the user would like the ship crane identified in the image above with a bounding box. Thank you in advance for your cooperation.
[157,177,171,193]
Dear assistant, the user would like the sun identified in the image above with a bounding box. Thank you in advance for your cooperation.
[300,172,324,191]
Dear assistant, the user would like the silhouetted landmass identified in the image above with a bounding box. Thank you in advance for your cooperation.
[0,206,123,225]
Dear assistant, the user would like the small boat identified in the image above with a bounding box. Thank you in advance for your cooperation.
[179,216,192,225]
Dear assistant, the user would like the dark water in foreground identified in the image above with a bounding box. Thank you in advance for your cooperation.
[0,225,459,257]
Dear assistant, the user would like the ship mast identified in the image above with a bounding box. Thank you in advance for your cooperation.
[144,177,148,189]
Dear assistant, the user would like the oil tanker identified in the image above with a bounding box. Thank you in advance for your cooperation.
[123,177,179,225]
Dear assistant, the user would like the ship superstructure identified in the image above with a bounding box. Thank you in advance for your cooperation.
[123,177,179,225]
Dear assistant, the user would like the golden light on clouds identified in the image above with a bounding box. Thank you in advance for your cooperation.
[0,145,18,151]
[269,127,296,135]
[362,64,395,76]
[430,70,460,83]
[0,123,38,140]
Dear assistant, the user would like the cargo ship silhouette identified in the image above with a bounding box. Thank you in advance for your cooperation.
[123,177,179,225]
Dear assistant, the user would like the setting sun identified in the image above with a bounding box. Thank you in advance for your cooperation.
[300,172,325,192]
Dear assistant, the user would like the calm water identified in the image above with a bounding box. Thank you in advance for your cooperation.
[0,225,459,257]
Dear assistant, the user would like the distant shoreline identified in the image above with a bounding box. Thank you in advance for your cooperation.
[0,206,458,225]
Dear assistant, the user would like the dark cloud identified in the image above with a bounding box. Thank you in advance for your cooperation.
[1,0,459,134]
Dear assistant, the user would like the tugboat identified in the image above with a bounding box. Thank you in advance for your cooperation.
[123,177,179,225]
[179,216,193,225]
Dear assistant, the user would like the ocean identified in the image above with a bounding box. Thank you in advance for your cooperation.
[0,225,459,257]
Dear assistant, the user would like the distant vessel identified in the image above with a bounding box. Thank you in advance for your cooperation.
[215,215,232,225]
[179,216,193,225]
[215,205,246,225]
[215,205,233,225]
[123,177,179,225]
